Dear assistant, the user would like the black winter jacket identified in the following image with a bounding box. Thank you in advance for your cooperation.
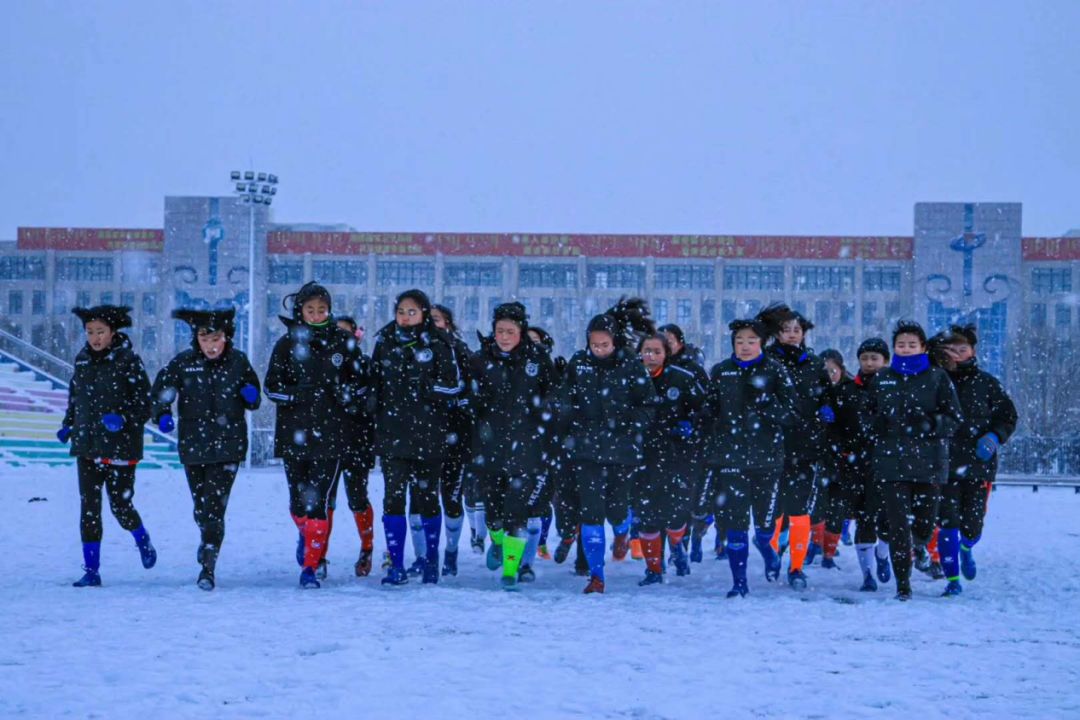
[560,348,657,467]
[468,339,556,478]
[64,333,152,461]
[369,322,464,462]
[151,345,260,465]
[867,362,963,485]
[642,363,707,466]
[825,371,876,464]
[768,343,831,461]
[946,360,1018,483]
[704,354,795,470]
[264,317,368,460]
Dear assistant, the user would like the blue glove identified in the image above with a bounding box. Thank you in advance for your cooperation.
[672,420,694,438]
[56,426,72,443]
[101,413,125,432]
[158,414,175,433]
[975,432,1000,462]
[240,384,259,404]
[819,406,836,424]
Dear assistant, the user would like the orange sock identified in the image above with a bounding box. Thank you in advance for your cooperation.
[640,533,664,574]
[291,514,306,531]
[811,521,825,548]
[355,506,375,552]
[770,516,784,553]
[928,526,940,563]
[666,524,687,548]
[823,531,841,559]
[304,519,330,570]
[788,515,811,572]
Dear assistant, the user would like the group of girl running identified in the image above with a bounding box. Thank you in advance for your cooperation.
[58,284,1017,600]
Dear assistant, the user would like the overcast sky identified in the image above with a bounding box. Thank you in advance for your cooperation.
[1,2,1077,239]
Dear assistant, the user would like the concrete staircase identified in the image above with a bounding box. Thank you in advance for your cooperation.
[0,353,181,469]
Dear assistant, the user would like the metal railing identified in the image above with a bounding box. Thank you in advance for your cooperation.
[0,328,74,386]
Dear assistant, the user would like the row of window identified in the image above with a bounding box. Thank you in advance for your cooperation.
[1031,267,1073,295]
[1030,303,1074,328]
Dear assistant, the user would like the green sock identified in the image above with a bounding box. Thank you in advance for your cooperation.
[490,529,505,546]
[501,534,527,579]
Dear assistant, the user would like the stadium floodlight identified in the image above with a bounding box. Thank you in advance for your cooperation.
[247,182,258,192]
[235,183,246,192]
[257,173,267,182]
[270,187,277,195]
[261,185,272,194]
[230,171,242,181]
[252,196,263,204]
[244,171,255,181]
[268,174,278,184]
[263,197,272,206]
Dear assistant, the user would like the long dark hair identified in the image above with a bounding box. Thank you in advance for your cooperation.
[587,296,655,349]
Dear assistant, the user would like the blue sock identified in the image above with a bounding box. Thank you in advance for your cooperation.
[131,526,150,547]
[82,542,101,571]
[704,514,714,527]
[613,513,632,537]
[726,530,749,584]
[383,515,407,570]
[444,514,464,553]
[422,515,442,564]
[939,527,961,581]
[581,524,606,580]
[960,534,980,552]
[779,528,790,552]
[754,527,779,563]
[522,517,542,567]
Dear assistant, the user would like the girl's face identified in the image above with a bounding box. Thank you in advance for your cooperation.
[945,342,974,363]
[588,331,615,359]
[527,329,543,346]
[396,298,423,327]
[494,319,522,353]
[301,298,330,325]
[858,352,887,375]
[85,320,114,352]
[197,329,226,359]
[824,359,843,385]
[663,331,683,357]
[640,338,667,372]
[778,320,804,347]
[894,333,926,357]
[733,328,762,361]
[430,308,449,331]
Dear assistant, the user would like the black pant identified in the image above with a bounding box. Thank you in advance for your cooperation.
[575,461,632,527]
[841,460,889,544]
[882,481,940,592]
[438,444,466,519]
[553,456,580,538]
[184,463,238,565]
[327,457,371,514]
[283,456,342,520]
[777,456,818,517]
[634,454,695,533]
[383,458,442,517]
[526,464,558,518]
[698,466,779,533]
[483,472,547,535]
[77,458,143,543]
[940,479,991,541]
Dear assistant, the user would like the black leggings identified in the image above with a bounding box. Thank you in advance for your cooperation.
[575,461,633,527]
[841,461,889,544]
[553,456,580,538]
[698,466,779,533]
[327,458,371,514]
[635,455,696,533]
[939,479,991,541]
[383,458,442,517]
[284,456,341,520]
[777,456,818,517]
[483,472,548,535]
[883,481,940,592]
[184,462,238,554]
[77,458,143,543]
[438,444,466,519]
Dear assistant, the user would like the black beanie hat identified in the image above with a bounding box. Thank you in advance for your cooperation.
[492,301,528,332]
[172,307,236,338]
[72,305,133,331]
[857,337,890,360]
[288,281,332,321]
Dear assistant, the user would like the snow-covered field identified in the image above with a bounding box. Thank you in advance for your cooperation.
[1,465,1077,719]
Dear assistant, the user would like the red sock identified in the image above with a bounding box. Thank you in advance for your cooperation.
[823,531,841,559]
[788,515,811,572]
[770,516,784,553]
[928,526,941,563]
[355,506,375,552]
[640,533,664,574]
[811,521,826,547]
[666,524,687,549]
[291,514,306,531]
[304,519,330,570]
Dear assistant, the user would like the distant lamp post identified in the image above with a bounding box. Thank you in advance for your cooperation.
[229,170,279,468]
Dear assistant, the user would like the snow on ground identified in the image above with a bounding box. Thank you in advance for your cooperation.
[1,465,1078,719]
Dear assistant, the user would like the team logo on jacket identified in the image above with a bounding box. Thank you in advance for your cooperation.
[526,362,539,377]
[415,348,433,363]
[331,353,344,368]
[667,387,680,400]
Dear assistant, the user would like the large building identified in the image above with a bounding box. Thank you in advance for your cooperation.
[2,198,1077,462]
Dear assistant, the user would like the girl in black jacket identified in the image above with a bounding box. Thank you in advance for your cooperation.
[265,282,368,589]
[58,305,155,587]
[559,298,658,594]
[634,333,707,586]
[866,321,963,600]
[369,289,463,586]
[938,324,1018,595]
[698,319,795,597]
[151,308,260,590]
[468,303,556,589]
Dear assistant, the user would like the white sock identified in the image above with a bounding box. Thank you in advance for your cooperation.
[475,507,488,542]
[409,514,425,560]
[876,540,890,560]
[521,517,542,568]
[444,515,464,553]
[856,543,875,575]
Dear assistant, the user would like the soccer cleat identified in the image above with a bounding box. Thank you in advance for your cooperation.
[500,575,519,591]
[821,557,839,570]
[876,554,892,584]
[690,535,703,563]
[381,566,409,586]
[611,534,630,561]
[300,567,321,589]
[895,587,913,601]
[960,547,977,581]
[726,579,749,599]
[442,549,458,577]
[422,561,439,585]
[573,558,590,577]
[518,565,536,583]
[72,569,101,588]
[788,569,808,591]
[316,559,329,580]
[859,570,878,592]
[355,549,373,577]
[538,544,552,561]
[638,570,663,587]
[407,557,427,577]
[583,575,605,594]
[805,542,821,566]
[134,533,157,570]
[941,580,963,597]
[471,533,485,555]
[553,537,574,564]
[629,538,644,560]
[715,543,727,561]
[671,542,691,577]
[928,562,945,580]
[197,568,215,591]
[913,545,932,573]
[486,541,503,571]
[753,534,781,582]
